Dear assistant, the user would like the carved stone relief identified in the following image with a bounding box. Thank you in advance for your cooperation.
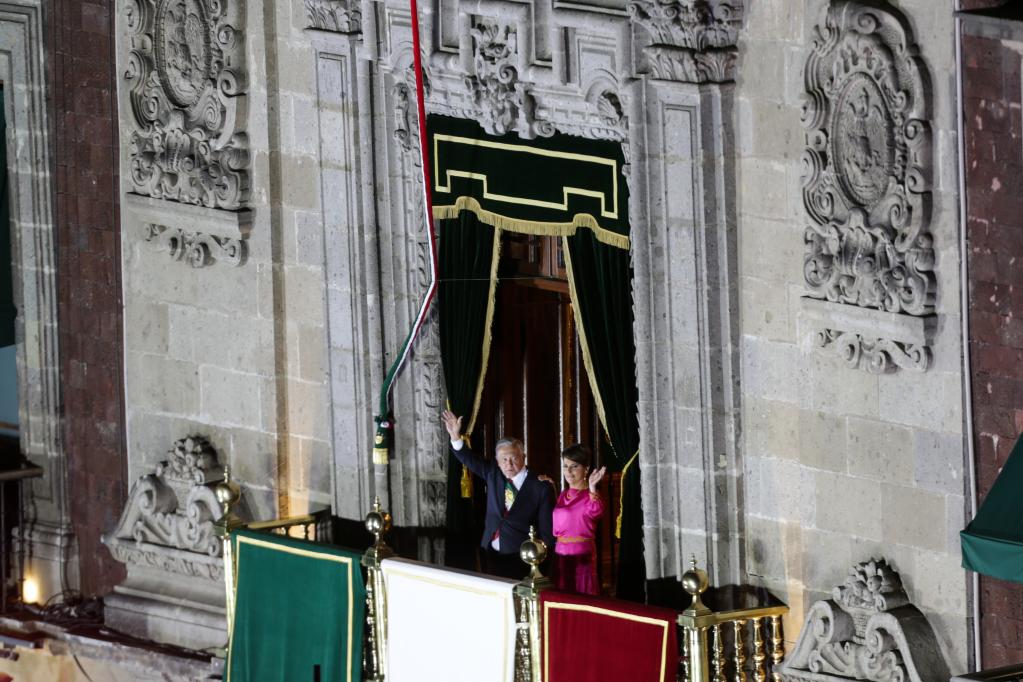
[628,0,743,82]
[144,224,244,267]
[800,0,935,373]
[305,0,362,33]
[779,559,950,682]
[103,436,227,581]
[462,16,553,139]
[123,0,249,210]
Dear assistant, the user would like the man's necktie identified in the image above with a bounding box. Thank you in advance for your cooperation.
[504,479,516,510]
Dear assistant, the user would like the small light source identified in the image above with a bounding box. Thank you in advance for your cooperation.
[21,576,40,604]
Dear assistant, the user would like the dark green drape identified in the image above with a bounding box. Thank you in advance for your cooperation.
[564,231,645,600]
[0,88,14,348]
[227,530,366,682]
[439,211,498,554]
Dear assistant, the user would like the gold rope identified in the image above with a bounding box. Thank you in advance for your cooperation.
[435,196,630,250]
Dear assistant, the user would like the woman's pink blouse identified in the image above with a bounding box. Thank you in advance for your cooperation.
[552,489,605,556]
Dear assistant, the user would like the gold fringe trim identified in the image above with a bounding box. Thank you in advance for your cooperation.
[615,450,639,539]
[435,196,630,250]
[466,227,502,436]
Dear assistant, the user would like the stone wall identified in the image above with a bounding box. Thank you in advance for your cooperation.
[735,0,970,671]
[961,21,1023,669]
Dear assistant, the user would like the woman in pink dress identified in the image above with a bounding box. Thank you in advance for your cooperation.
[551,444,606,595]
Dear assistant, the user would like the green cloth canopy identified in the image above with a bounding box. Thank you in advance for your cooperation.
[227,529,366,682]
[961,433,1023,583]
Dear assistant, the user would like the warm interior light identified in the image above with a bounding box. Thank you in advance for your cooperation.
[22,576,40,604]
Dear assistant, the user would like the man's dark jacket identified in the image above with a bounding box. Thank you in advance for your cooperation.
[451,444,555,553]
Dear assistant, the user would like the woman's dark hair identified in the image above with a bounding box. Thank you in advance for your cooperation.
[561,443,592,469]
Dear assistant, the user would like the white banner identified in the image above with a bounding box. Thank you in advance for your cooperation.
[381,558,517,682]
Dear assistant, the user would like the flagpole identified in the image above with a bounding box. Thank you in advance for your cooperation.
[372,0,438,467]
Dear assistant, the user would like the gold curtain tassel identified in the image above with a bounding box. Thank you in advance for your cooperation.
[460,464,473,498]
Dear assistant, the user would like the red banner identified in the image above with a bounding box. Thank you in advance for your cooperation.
[541,590,679,682]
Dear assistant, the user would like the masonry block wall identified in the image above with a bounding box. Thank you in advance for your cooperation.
[735,0,969,668]
[961,21,1023,668]
[46,0,127,594]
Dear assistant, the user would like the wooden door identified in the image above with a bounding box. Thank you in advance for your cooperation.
[472,233,621,594]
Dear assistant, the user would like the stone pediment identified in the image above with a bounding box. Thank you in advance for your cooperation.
[103,436,227,581]
[779,559,950,682]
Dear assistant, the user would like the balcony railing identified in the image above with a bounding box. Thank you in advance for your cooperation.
[212,478,790,682]
[678,559,789,682]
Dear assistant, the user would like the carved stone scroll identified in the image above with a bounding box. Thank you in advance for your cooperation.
[779,559,950,682]
[144,223,245,268]
[800,0,935,373]
[103,436,234,649]
[104,436,226,579]
[123,0,249,210]
[305,0,362,33]
[628,0,743,83]
[461,16,553,139]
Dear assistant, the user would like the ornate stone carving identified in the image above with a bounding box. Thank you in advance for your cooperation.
[628,0,743,82]
[144,223,244,267]
[124,0,249,210]
[462,17,552,139]
[779,559,950,682]
[104,436,227,580]
[305,0,361,33]
[800,0,934,373]
[814,328,929,373]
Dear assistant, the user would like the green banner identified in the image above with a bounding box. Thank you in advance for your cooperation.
[227,529,366,682]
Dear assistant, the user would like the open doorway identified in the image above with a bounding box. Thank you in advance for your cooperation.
[469,233,623,595]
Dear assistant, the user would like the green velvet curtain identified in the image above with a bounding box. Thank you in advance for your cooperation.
[563,231,645,600]
[438,211,499,549]
[0,88,15,348]
[429,114,644,595]
[227,530,366,682]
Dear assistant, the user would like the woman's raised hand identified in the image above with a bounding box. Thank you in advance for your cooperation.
[588,466,607,492]
[441,410,463,442]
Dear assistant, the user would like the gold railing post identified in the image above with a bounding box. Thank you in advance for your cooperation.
[769,615,784,682]
[515,526,551,682]
[212,468,244,654]
[362,496,393,682]
[678,557,712,682]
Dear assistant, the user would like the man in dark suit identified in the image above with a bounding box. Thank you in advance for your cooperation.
[442,410,555,580]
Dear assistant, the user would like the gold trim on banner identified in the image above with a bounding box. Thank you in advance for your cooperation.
[435,197,630,250]
[433,133,620,219]
[467,227,503,435]
[542,600,670,682]
[227,534,359,682]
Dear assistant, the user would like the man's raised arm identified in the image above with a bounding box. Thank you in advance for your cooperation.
[441,410,490,478]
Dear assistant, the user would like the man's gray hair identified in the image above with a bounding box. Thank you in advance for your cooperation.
[495,438,524,456]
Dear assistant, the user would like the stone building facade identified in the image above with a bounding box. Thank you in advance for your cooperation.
[3,0,1022,674]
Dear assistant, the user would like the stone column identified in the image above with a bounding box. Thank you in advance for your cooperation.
[627,0,745,583]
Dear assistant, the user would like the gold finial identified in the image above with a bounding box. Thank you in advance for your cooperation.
[682,554,711,615]
[364,496,392,554]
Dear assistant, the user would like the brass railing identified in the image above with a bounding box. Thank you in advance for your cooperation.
[678,558,788,682]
